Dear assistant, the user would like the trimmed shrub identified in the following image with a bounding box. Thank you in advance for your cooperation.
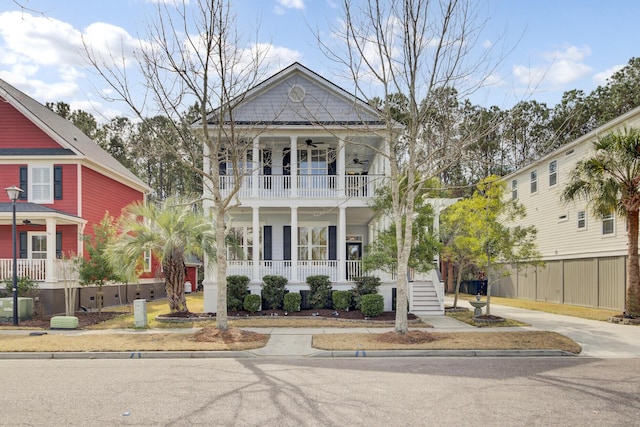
[261,275,288,309]
[332,290,351,310]
[243,294,261,313]
[284,292,302,312]
[2,276,39,298]
[227,275,250,311]
[307,275,332,309]
[350,276,381,310]
[360,293,384,317]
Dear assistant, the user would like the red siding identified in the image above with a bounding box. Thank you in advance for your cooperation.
[0,98,62,149]
[0,165,25,202]
[81,165,144,234]
[58,225,79,257]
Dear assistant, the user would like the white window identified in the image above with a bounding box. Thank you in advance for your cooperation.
[30,165,53,203]
[602,213,614,235]
[511,179,518,199]
[530,170,537,193]
[549,160,557,187]
[298,226,328,260]
[143,250,152,272]
[28,233,47,259]
[577,210,586,230]
[227,226,260,261]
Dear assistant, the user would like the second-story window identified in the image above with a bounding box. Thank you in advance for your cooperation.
[549,160,557,186]
[511,179,518,199]
[602,213,614,235]
[530,170,538,194]
[577,210,586,230]
[30,165,53,203]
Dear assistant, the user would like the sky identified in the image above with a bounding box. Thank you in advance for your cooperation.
[0,0,638,122]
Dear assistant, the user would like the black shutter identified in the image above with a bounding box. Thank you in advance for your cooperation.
[56,232,63,259]
[19,232,27,258]
[263,226,272,260]
[54,166,63,200]
[283,226,291,260]
[328,149,336,175]
[328,226,337,260]
[19,166,28,200]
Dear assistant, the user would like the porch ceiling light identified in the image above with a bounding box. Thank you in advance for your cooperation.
[5,185,22,201]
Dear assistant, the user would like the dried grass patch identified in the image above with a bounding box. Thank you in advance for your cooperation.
[0,328,268,352]
[313,331,581,353]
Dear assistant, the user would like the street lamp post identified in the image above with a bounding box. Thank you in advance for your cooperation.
[5,185,23,326]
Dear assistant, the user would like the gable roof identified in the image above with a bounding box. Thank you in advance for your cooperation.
[206,62,392,127]
[0,78,150,192]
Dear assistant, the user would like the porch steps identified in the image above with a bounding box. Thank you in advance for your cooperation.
[411,281,443,316]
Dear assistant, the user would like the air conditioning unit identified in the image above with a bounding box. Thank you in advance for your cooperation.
[0,297,34,321]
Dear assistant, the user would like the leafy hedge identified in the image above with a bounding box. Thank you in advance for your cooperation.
[284,292,302,312]
[350,276,381,310]
[261,275,288,309]
[243,294,261,313]
[227,275,250,311]
[332,290,351,310]
[307,275,332,309]
[360,294,384,317]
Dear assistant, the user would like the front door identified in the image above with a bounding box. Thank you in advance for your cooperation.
[346,242,362,280]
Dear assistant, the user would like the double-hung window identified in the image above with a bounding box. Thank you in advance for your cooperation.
[577,210,586,230]
[549,160,557,187]
[530,170,538,194]
[30,165,53,203]
[511,179,518,199]
[602,213,614,235]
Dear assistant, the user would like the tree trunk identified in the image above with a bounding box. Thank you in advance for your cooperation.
[447,260,454,294]
[626,209,640,316]
[164,249,187,313]
[215,209,229,330]
[453,264,463,309]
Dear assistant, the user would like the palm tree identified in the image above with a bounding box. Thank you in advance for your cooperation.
[563,127,640,316]
[107,196,216,313]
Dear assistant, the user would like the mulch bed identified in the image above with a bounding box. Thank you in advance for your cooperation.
[1,311,123,329]
[162,308,417,322]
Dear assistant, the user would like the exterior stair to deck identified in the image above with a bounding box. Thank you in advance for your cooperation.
[410,280,444,315]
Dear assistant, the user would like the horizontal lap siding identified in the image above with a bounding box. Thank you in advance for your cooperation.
[0,100,61,149]
[0,165,25,201]
[48,164,78,214]
[81,166,144,230]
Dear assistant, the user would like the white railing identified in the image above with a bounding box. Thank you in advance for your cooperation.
[259,261,293,281]
[227,260,254,278]
[217,174,385,199]
[298,260,339,282]
[0,259,47,282]
[346,260,362,280]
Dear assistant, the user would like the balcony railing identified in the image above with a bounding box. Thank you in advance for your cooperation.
[218,174,384,199]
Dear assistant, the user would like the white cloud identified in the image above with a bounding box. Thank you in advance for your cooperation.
[593,64,624,86]
[512,45,593,90]
[276,0,305,10]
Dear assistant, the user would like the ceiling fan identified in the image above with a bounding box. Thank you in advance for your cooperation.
[305,139,318,148]
[352,156,369,165]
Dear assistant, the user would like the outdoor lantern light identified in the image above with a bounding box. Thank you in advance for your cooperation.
[5,185,23,326]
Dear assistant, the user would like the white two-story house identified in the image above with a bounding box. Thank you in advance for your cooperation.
[201,63,445,315]
[498,106,640,312]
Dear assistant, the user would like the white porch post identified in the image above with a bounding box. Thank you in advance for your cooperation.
[290,136,298,197]
[252,207,260,282]
[252,137,259,197]
[337,138,345,196]
[338,206,347,282]
[45,218,57,283]
[291,207,298,282]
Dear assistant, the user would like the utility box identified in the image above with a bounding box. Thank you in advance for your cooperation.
[133,298,147,328]
[0,297,34,321]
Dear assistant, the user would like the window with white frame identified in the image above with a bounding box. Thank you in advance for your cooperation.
[143,250,152,272]
[530,170,538,193]
[30,165,53,203]
[227,226,260,260]
[602,213,614,235]
[28,233,47,259]
[577,210,586,230]
[511,179,518,199]
[298,226,328,260]
[549,160,557,187]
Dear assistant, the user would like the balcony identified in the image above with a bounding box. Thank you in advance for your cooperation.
[219,174,385,199]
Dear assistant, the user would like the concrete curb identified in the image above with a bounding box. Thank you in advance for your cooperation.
[0,349,577,360]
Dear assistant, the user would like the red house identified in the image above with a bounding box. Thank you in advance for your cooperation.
[0,78,164,315]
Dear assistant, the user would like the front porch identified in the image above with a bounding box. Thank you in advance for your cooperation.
[227,259,384,283]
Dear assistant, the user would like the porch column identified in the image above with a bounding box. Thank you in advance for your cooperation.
[290,136,298,197]
[252,137,259,197]
[45,218,57,283]
[338,206,347,282]
[252,207,260,282]
[337,138,345,196]
[291,207,298,282]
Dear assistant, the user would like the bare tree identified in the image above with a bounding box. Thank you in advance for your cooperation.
[322,0,503,333]
[83,0,269,330]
